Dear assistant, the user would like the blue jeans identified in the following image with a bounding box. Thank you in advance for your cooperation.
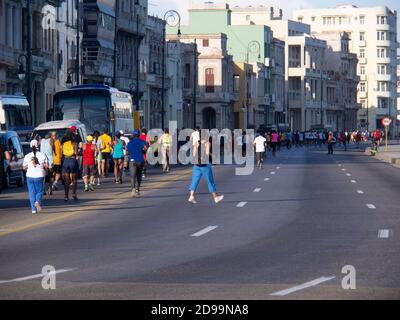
[189,164,217,193]
[26,177,44,212]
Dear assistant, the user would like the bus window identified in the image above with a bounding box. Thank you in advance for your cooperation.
[82,95,108,133]
[59,97,81,120]
[5,107,31,128]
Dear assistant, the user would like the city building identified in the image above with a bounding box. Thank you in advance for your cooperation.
[270,37,286,127]
[168,33,236,130]
[167,2,271,129]
[165,40,198,129]
[293,5,398,134]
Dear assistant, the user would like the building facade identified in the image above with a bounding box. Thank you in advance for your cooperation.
[294,5,398,134]
[270,37,286,127]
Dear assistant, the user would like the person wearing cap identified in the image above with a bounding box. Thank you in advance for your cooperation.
[40,133,54,196]
[112,131,125,184]
[61,129,79,201]
[82,135,98,192]
[126,130,148,197]
[23,140,48,214]
[51,131,62,191]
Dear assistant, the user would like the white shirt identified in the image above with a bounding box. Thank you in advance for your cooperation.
[23,151,47,178]
[254,136,267,153]
[191,131,200,146]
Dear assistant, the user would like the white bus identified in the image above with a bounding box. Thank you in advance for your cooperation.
[53,84,138,134]
[0,94,33,140]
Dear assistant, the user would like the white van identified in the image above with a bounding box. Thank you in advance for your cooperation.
[32,120,87,142]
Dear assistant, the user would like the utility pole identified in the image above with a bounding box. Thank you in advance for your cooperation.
[161,22,166,129]
[136,1,140,111]
[113,0,118,87]
[26,0,33,125]
[193,38,197,128]
[76,0,80,85]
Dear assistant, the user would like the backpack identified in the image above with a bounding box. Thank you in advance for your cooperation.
[63,140,75,157]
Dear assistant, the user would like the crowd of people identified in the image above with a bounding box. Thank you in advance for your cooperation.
[10,125,387,213]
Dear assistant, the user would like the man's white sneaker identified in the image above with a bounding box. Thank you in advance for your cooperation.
[188,196,197,204]
[214,195,224,204]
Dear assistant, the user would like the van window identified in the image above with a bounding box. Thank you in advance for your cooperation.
[8,137,22,155]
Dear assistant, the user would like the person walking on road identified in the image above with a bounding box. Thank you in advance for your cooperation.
[93,131,102,185]
[112,132,125,184]
[126,130,148,197]
[82,135,98,192]
[188,131,224,205]
[61,129,79,202]
[254,131,267,169]
[0,143,11,194]
[159,128,172,173]
[40,133,54,196]
[51,132,62,191]
[327,131,335,155]
[270,131,279,157]
[99,128,112,177]
[23,140,48,213]
[139,128,150,178]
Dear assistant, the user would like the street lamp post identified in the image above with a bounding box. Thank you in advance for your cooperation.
[193,38,197,128]
[75,0,81,86]
[162,10,181,130]
[246,41,261,127]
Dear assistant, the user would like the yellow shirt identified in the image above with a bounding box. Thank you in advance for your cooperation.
[53,139,62,165]
[99,134,112,153]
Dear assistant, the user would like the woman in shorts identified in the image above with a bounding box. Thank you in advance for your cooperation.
[112,132,125,184]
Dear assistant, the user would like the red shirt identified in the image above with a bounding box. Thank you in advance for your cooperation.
[82,144,95,166]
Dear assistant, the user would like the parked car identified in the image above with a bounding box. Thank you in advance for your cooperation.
[0,131,25,187]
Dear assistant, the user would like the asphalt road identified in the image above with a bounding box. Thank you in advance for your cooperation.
[1,144,400,300]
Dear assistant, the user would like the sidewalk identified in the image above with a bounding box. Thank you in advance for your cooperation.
[365,142,400,168]
[0,165,192,236]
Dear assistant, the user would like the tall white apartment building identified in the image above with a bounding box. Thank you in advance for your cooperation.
[230,6,330,131]
[294,5,398,133]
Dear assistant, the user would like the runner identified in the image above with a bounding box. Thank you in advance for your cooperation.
[51,131,62,191]
[23,140,48,213]
[253,131,267,169]
[112,132,125,184]
[40,133,54,196]
[93,131,102,185]
[126,130,148,197]
[61,129,79,202]
[188,130,224,205]
[119,130,130,176]
[159,128,172,173]
[327,131,335,155]
[82,135,98,192]
[139,128,150,178]
[270,130,279,157]
[99,128,112,177]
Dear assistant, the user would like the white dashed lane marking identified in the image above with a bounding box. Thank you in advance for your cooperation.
[357,190,364,194]
[351,180,357,184]
[270,172,276,175]
[378,230,390,239]
[264,178,270,181]
[270,276,336,296]
[346,173,352,177]
[191,226,218,237]
[366,204,376,209]
[253,188,262,193]
[0,269,75,284]
[237,202,247,208]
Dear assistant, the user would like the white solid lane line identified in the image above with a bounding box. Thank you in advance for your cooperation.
[378,230,390,239]
[357,190,364,194]
[366,204,376,209]
[237,202,247,208]
[253,188,262,193]
[191,226,218,237]
[270,276,336,296]
[0,269,75,284]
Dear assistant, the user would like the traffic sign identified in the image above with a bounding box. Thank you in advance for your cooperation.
[382,118,392,127]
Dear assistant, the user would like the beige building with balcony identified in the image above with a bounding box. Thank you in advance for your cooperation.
[170,33,236,130]
[294,5,398,133]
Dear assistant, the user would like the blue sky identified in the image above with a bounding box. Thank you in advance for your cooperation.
[149,0,399,33]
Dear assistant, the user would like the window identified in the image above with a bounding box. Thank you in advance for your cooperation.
[378,98,387,109]
[360,66,365,75]
[311,16,316,22]
[246,15,251,21]
[360,82,366,92]
[233,75,240,92]
[377,16,387,25]
[359,32,365,41]
[205,68,215,93]
[377,64,387,75]
[377,48,387,58]
[377,31,387,40]
[359,16,365,24]
[203,39,209,47]
[359,49,365,59]
[377,82,388,92]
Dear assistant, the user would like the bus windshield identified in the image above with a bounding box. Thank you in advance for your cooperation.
[55,92,109,133]
[5,106,32,128]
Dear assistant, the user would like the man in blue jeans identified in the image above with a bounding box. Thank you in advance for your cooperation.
[126,130,148,197]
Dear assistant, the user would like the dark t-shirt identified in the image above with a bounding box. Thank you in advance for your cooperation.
[127,138,147,163]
